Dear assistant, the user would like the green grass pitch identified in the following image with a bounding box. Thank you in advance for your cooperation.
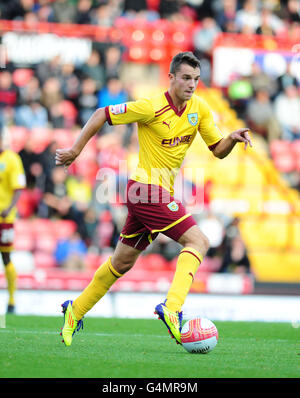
[0,315,299,378]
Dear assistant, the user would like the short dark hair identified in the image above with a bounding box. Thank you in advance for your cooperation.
[170,52,201,74]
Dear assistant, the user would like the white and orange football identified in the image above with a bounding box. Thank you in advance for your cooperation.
[181,318,218,354]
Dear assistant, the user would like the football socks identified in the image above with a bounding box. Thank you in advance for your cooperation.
[165,247,203,312]
[72,256,122,320]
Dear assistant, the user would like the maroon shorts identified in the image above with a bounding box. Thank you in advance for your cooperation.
[119,180,196,251]
[0,223,14,252]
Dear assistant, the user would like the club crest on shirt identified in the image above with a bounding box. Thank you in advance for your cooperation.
[110,103,127,115]
[187,113,198,126]
[167,201,179,212]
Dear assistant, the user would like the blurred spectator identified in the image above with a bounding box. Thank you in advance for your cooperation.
[97,76,129,108]
[123,0,159,20]
[19,137,44,189]
[66,174,92,211]
[96,210,118,251]
[41,77,63,110]
[48,100,66,128]
[104,45,123,80]
[35,1,53,22]
[15,100,48,129]
[43,166,89,240]
[255,3,284,35]
[36,55,62,86]
[158,0,180,19]
[282,0,300,23]
[274,84,300,140]
[78,77,98,125]
[59,62,81,105]
[91,2,115,27]
[193,17,221,57]
[276,63,299,94]
[55,231,87,271]
[17,185,43,218]
[80,50,106,90]
[215,0,238,32]
[75,0,93,24]
[246,89,281,143]
[0,0,34,20]
[146,233,181,261]
[227,76,253,117]
[18,76,42,105]
[235,0,261,33]
[123,0,148,13]
[39,140,59,189]
[218,217,251,274]
[84,206,99,246]
[198,212,225,258]
[0,71,18,109]
[49,0,76,23]
[249,61,279,99]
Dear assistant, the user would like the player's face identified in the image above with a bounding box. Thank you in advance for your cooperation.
[169,63,200,102]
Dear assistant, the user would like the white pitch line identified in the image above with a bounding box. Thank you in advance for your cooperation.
[0,329,169,339]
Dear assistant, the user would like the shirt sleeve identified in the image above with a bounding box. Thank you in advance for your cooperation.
[105,98,155,126]
[198,101,223,150]
[9,153,26,190]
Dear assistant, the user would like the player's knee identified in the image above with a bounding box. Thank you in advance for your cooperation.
[199,233,210,255]
[178,226,210,256]
[111,255,135,274]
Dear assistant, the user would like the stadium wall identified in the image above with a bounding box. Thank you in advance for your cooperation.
[0,290,299,325]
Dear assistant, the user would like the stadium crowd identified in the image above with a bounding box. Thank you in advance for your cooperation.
[0,0,299,273]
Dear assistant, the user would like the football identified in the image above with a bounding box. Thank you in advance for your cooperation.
[181,318,218,354]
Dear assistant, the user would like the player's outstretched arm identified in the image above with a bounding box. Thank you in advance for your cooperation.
[212,128,252,159]
[55,107,107,167]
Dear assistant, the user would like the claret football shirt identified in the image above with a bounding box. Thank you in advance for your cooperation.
[105,91,223,193]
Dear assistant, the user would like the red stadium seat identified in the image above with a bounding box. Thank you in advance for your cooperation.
[14,219,32,234]
[8,126,29,152]
[34,251,57,269]
[85,252,101,271]
[169,22,193,50]
[14,233,35,251]
[53,220,77,239]
[140,253,169,271]
[61,100,77,124]
[35,234,57,254]
[31,218,54,236]
[12,68,34,87]
[273,153,296,173]
[53,129,73,148]
[291,140,300,157]
[270,140,291,157]
[30,127,52,153]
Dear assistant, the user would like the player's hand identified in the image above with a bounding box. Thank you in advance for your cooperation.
[230,128,252,150]
[55,148,78,169]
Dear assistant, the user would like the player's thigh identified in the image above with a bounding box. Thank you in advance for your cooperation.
[177,224,210,255]
[111,240,141,274]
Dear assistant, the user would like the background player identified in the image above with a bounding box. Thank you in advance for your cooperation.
[0,129,26,313]
[56,52,252,346]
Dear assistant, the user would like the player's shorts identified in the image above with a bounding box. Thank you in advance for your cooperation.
[119,180,197,251]
[0,223,14,252]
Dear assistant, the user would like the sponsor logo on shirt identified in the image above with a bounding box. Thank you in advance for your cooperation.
[110,103,127,115]
[161,134,192,147]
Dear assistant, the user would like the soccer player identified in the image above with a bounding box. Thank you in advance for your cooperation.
[56,52,252,346]
[0,129,26,313]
